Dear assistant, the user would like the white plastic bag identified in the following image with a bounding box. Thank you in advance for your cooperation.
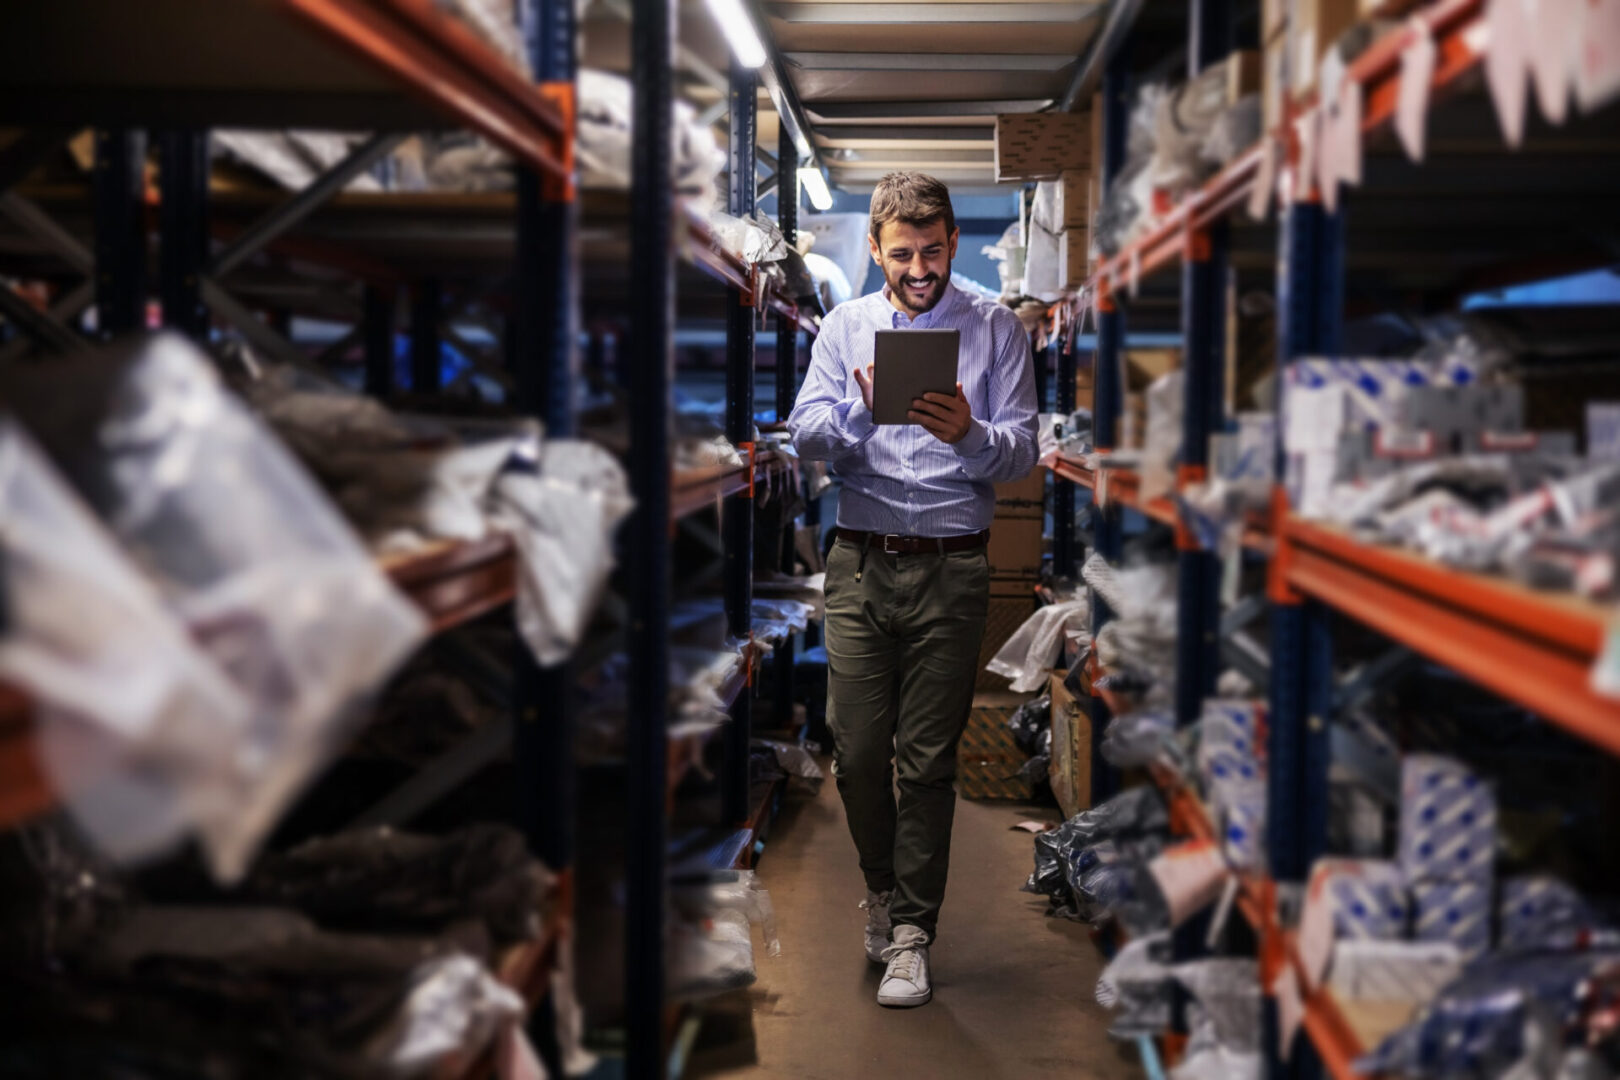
[0,420,253,869]
[987,598,1091,692]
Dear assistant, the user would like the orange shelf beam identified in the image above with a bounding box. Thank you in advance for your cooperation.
[279,0,567,182]
[1047,455,1179,529]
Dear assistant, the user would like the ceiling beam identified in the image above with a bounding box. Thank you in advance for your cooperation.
[769,2,1100,22]
[808,99,1052,120]
[787,52,1074,71]
[1060,0,1146,110]
[825,147,993,164]
[816,125,992,143]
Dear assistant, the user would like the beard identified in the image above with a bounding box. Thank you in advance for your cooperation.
[884,262,950,316]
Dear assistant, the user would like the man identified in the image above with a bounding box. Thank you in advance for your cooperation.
[788,172,1038,1007]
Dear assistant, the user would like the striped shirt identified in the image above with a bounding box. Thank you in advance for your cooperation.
[788,281,1039,537]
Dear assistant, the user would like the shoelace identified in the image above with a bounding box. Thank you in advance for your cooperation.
[880,942,922,982]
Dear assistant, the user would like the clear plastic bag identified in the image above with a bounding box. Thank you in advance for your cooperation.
[1141,370,1186,502]
[0,422,251,873]
[752,739,824,785]
[1025,786,1170,900]
[987,598,1091,692]
[1097,931,1174,1037]
[1100,710,1177,769]
[489,438,635,666]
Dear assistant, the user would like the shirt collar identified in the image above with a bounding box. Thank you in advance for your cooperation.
[880,280,960,328]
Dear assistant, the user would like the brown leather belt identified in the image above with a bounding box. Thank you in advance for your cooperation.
[835,528,990,555]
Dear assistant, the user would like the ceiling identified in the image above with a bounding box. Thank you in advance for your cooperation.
[766,0,1105,190]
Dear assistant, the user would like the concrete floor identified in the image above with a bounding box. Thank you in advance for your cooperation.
[686,767,1143,1080]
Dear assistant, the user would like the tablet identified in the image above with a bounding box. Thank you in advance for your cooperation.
[872,329,960,425]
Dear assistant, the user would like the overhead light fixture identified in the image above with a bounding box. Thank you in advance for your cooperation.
[703,0,767,68]
[799,167,833,210]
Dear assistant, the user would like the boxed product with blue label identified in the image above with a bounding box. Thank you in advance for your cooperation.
[1213,778,1267,871]
[1327,939,1464,1003]
[1499,874,1616,951]
[1198,699,1263,785]
[1397,755,1496,884]
[1210,412,1278,483]
[1298,857,1411,988]
[1412,878,1492,960]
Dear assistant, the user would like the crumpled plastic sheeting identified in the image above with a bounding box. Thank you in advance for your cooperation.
[576,69,725,210]
[491,439,635,666]
[752,739,824,785]
[0,421,253,874]
[1084,554,1179,705]
[1024,787,1170,919]
[710,210,791,265]
[1096,931,1174,1037]
[0,336,427,882]
[987,597,1091,692]
[1100,710,1177,769]
[669,872,781,1001]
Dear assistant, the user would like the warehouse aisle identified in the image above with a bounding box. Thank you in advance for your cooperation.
[687,765,1141,1080]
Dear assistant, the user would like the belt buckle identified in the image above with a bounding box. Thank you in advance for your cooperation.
[882,534,905,554]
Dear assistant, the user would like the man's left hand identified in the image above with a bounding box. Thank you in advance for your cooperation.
[909,383,974,444]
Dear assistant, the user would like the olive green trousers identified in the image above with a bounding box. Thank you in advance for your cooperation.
[823,535,990,941]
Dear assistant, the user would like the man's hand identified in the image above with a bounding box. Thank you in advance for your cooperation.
[909,382,974,444]
[852,362,876,411]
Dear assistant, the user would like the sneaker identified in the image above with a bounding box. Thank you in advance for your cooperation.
[860,889,893,963]
[876,925,931,1007]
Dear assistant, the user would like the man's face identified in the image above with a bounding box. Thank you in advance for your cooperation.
[870,218,958,317]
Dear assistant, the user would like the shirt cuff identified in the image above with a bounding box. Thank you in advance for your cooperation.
[952,418,991,457]
[845,397,875,440]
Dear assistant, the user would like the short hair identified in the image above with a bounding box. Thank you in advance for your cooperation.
[868,172,957,244]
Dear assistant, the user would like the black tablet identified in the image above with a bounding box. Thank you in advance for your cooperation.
[872,329,960,425]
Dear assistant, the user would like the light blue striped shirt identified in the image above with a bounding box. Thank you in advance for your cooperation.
[788,281,1039,536]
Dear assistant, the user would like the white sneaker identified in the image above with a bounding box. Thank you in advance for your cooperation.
[877,925,931,1007]
[860,889,893,963]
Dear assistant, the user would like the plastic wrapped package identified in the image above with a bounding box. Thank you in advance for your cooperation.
[1146,63,1232,196]
[491,439,635,665]
[1100,710,1176,769]
[1171,958,1263,1080]
[981,223,1026,297]
[0,338,429,882]
[1096,931,1174,1037]
[1021,180,1063,300]
[1202,95,1262,167]
[1094,86,1161,256]
[1006,695,1052,756]
[1359,951,1620,1079]
[672,871,781,959]
[752,739,825,786]
[213,130,384,193]
[240,824,554,945]
[1025,787,1170,904]
[709,209,790,265]
[668,871,780,1000]
[577,69,724,209]
[1141,370,1186,501]
[986,597,1091,692]
[0,424,253,874]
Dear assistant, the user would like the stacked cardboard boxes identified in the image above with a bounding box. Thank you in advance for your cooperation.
[996,109,1096,292]
[977,470,1045,690]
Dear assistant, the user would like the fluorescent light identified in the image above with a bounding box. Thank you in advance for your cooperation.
[703,0,767,68]
[799,167,833,210]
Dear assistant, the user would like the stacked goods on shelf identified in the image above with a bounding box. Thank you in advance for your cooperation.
[977,471,1047,692]
[1091,53,1261,265]
[996,111,1093,297]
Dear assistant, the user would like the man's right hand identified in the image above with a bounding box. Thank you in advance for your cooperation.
[852,363,875,412]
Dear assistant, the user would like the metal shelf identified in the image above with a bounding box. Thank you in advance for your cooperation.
[1045,453,1179,528]
[684,209,823,338]
[380,534,519,633]
[1148,767,1374,1080]
[0,0,568,181]
[670,449,789,522]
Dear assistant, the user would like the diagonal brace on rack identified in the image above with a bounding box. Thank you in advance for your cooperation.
[0,191,96,355]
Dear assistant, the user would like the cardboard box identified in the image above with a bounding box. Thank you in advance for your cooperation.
[977,589,1037,691]
[1076,365,1095,413]
[994,112,1091,182]
[1264,0,1288,46]
[994,470,1045,518]
[1126,348,1179,390]
[1289,0,1361,97]
[1264,32,1289,133]
[1226,49,1263,103]
[1049,672,1092,818]
[1052,169,1090,231]
[959,694,1037,800]
[1057,228,1089,291]
[987,517,1043,577]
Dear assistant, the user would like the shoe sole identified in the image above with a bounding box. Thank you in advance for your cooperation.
[877,988,932,1008]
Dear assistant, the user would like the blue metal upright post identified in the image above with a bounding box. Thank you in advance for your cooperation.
[723,56,758,825]
[628,0,675,1066]
[410,279,443,392]
[512,0,579,888]
[93,130,147,340]
[1088,50,1130,807]
[774,120,800,734]
[1263,199,1343,1080]
[1053,332,1077,578]
[158,130,210,340]
[363,284,396,397]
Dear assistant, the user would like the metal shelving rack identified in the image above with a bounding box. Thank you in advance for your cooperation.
[0,2,819,1077]
[1038,0,1620,1074]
